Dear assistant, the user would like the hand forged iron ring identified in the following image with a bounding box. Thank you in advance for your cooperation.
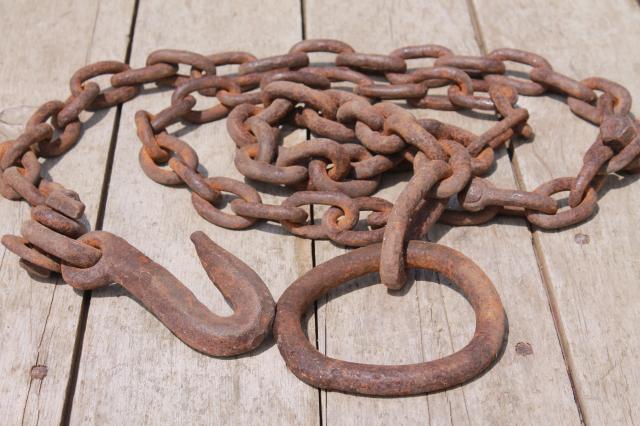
[274,240,506,396]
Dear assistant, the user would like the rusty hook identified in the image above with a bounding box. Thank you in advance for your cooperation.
[60,231,275,357]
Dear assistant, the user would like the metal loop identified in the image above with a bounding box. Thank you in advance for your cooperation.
[434,55,506,75]
[336,100,384,130]
[418,118,497,175]
[402,66,474,110]
[276,138,351,181]
[355,82,426,100]
[485,48,552,95]
[429,140,473,198]
[171,76,241,124]
[239,52,309,75]
[2,164,45,206]
[0,123,52,170]
[280,191,359,239]
[138,133,199,185]
[0,146,40,201]
[207,51,257,65]
[45,188,85,219]
[380,154,451,289]
[529,68,596,102]
[20,220,101,268]
[168,158,220,203]
[230,199,308,223]
[383,106,447,160]
[234,144,308,186]
[260,70,331,91]
[525,176,604,229]
[70,61,140,109]
[459,177,557,214]
[111,63,178,87]
[289,39,355,54]
[335,52,407,73]
[293,107,355,142]
[299,66,374,87]
[27,101,82,157]
[262,81,338,119]
[447,84,496,111]
[568,136,611,207]
[31,205,86,238]
[192,177,262,229]
[386,44,454,84]
[146,49,217,90]
[308,158,380,197]
[150,96,197,132]
[135,110,170,163]
[351,150,408,179]
[274,240,506,396]
[567,77,632,125]
[322,196,393,247]
[246,116,278,163]
[355,121,405,154]
[1,235,61,274]
[57,83,101,127]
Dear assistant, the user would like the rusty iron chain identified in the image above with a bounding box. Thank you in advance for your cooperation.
[1,39,638,397]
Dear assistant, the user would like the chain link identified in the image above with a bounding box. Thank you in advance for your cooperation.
[3,39,638,275]
[1,37,637,396]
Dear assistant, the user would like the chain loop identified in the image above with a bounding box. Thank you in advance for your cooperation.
[1,38,638,394]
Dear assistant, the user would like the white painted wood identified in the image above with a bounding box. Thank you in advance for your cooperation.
[305,0,580,424]
[68,1,319,425]
[474,0,640,424]
[0,1,134,424]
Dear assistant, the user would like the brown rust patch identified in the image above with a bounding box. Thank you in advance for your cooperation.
[515,342,533,356]
[574,233,590,245]
[30,365,48,380]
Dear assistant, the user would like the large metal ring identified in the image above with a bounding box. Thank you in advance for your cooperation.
[274,240,506,396]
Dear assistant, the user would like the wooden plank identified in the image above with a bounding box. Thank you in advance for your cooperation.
[67,1,319,424]
[473,0,640,423]
[305,0,581,424]
[0,1,135,424]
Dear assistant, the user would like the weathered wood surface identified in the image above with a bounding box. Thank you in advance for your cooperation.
[0,1,134,424]
[0,0,639,424]
[66,1,318,425]
[474,0,640,424]
[305,0,580,424]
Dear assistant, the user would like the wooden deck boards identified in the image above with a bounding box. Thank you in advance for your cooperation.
[474,1,640,423]
[67,1,318,424]
[0,0,638,424]
[0,1,134,424]
[305,1,579,424]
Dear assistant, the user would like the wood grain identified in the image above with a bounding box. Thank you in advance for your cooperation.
[0,1,134,424]
[67,1,319,424]
[305,0,581,424]
[1,0,638,424]
[473,0,640,423]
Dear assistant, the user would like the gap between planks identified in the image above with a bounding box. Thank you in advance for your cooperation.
[59,0,141,424]
[298,1,325,424]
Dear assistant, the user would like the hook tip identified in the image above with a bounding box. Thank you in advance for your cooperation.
[190,231,226,261]
[190,230,207,244]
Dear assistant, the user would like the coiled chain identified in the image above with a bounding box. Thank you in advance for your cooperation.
[1,40,638,288]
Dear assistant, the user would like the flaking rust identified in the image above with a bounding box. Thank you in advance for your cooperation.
[274,241,506,396]
[61,231,275,357]
[1,39,639,397]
